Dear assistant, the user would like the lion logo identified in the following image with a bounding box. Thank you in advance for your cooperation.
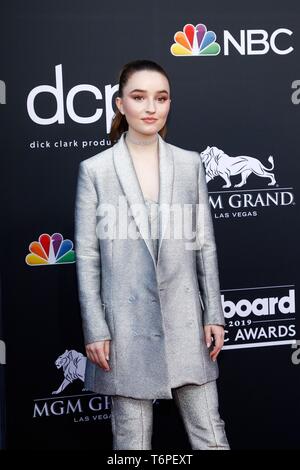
[200,146,276,188]
[52,349,87,395]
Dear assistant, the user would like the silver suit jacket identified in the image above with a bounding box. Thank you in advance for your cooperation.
[74,131,225,399]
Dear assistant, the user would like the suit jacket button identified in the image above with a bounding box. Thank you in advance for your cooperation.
[128,295,136,302]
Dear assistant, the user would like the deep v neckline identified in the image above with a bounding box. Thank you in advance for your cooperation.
[124,135,160,206]
[144,196,159,204]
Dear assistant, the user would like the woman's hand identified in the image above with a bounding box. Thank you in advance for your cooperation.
[203,325,225,362]
[86,340,111,371]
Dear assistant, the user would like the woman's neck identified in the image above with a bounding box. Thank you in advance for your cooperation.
[125,129,159,151]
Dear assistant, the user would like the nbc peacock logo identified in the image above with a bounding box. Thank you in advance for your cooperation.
[170,23,220,56]
[25,232,76,266]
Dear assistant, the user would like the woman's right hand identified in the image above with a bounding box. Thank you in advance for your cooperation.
[86,340,111,371]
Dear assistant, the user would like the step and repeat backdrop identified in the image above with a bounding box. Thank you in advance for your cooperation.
[1,0,300,449]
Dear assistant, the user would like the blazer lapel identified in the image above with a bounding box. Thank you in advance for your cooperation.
[113,131,174,268]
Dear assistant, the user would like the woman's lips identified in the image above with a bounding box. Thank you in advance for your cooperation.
[142,118,157,123]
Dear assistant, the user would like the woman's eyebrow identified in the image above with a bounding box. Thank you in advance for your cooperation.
[129,89,169,94]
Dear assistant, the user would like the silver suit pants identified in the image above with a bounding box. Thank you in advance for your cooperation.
[110,380,230,450]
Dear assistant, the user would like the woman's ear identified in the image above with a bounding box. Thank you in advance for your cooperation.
[115,96,124,115]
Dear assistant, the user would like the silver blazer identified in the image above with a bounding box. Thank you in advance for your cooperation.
[74,131,225,399]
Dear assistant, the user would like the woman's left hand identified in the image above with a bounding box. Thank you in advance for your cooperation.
[203,324,225,362]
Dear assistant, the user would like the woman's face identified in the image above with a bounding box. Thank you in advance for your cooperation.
[115,70,171,137]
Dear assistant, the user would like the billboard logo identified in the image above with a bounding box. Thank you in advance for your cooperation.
[222,285,297,349]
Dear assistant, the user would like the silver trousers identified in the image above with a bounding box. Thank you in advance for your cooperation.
[110,380,230,450]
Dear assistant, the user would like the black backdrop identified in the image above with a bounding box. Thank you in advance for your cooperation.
[1,0,300,450]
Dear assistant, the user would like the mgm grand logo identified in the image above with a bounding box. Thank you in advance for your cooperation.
[200,146,295,218]
[33,349,158,422]
[33,350,111,423]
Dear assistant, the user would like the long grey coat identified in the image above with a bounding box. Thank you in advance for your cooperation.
[74,131,225,400]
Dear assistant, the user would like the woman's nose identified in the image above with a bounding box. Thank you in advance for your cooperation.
[145,100,156,112]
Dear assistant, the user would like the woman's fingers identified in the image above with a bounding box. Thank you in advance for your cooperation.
[104,340,110,362]
[86,340,111,371]
[210,331,224,361]
[203,325,225,362]
[95,347,110,371]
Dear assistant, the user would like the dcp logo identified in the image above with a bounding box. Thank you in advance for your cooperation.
[27,64,117,131]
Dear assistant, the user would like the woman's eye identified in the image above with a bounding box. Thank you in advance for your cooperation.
[133,96,167,102]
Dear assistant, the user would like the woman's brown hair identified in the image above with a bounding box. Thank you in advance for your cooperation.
[109,59,171,142]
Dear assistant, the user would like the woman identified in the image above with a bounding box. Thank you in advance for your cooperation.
[74,59,230,450]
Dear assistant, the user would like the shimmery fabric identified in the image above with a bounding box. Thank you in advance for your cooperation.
[110,380,230,450]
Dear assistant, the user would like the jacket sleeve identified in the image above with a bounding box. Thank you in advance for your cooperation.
[74,160,112,344]
[195,152,225,327]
